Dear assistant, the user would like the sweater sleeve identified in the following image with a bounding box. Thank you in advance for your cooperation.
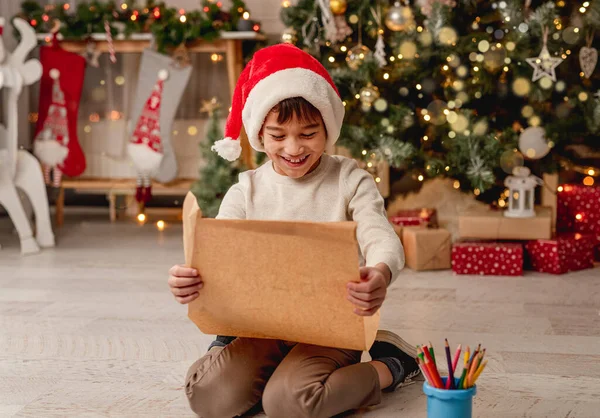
[215,174,247,220]
[344,160,405,284]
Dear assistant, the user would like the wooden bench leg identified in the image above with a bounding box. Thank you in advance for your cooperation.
[55,186,64,228]
[108,193,117,223]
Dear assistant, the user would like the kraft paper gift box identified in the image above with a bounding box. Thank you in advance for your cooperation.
[181,192,379,351]
[459,207,552,240]
[402,227,452,271]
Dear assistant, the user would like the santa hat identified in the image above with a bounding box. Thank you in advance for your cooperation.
[212,43,345,161]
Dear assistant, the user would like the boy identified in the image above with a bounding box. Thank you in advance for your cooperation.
[168,44,419,418]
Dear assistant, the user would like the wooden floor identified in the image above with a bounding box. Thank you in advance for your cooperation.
[1,214,600,417]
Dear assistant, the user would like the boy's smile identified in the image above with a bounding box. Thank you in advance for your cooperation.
[261,110,327,179]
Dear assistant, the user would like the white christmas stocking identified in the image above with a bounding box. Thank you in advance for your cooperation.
[128,49,192,203]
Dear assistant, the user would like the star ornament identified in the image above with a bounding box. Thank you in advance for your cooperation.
[526,45,563,82]
[200,97,221,117]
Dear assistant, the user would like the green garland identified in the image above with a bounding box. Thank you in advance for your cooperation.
[16,0,256,52]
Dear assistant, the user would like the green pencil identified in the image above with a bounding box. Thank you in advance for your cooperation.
[428,341,436,366]
[457,366,468,389]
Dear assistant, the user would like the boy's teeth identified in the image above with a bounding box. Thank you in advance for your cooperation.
[285,156,307,163]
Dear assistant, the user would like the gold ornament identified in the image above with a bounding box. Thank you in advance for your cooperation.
[359,83,380,107]
[346,44,372,70]
[329,0,347,15]
[483,47,507,72]
[437,27,458,45]
[399,41,417,59]
[426,100,448,126]
[281,27,297,44]
[385,1,414,32]
[512,77,531,96]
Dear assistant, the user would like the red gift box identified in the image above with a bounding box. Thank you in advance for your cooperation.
[525,233,596,275]
[452,242,523,276]
[389,208,438,228]
[557,185,600,260]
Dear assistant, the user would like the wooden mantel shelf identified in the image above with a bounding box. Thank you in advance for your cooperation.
[35,32,265,53]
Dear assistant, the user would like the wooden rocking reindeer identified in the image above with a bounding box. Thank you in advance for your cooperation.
[0,17,55,255]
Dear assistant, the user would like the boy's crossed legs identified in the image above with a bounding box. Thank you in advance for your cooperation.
[185,337,382,418]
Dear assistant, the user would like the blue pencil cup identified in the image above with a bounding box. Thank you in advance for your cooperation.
[423,377,477,418]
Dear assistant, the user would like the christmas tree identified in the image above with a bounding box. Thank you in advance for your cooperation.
[191,99,245,218]
[280,0,600,204]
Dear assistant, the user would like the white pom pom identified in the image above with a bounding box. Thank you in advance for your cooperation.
[211,137,242,161]
[158,69,169,81]
[50,69,60,79]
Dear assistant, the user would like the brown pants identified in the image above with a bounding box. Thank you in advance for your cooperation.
[185,337,382,418]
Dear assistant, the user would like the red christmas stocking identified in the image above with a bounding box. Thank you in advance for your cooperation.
[127,70,168,204]
[33,37,86,186]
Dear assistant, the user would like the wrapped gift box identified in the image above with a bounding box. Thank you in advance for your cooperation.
[525,233,596,275]
[557,185,600,260]
[402,227,451,271]
[389,208,438,228]
[452,242,524,276]
[458,207,552,240]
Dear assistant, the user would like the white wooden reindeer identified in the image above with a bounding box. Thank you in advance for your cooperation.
[0,17,55,255]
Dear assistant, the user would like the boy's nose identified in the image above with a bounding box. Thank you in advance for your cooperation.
[285,138,304,155]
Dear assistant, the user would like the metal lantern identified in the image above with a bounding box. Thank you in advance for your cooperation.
[504,166,543,218]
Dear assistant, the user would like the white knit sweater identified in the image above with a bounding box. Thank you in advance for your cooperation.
[216,154,405,283]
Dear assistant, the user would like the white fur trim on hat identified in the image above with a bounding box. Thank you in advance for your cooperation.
[212,137,242,162]
[242,68,345,152]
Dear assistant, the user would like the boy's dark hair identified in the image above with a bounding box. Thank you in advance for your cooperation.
[270,97,324,126]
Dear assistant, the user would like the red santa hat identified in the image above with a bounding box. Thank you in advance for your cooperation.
[212,43,345,161]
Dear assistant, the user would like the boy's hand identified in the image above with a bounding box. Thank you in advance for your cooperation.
[346,264,390,316]
[168,265,203,304]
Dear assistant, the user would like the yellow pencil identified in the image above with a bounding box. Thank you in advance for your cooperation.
[464,346,470,367]
[470,360,488,386]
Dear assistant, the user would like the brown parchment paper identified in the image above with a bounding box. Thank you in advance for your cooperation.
[182,192,379,351]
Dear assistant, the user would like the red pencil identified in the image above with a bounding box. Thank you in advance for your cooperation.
[416,356,434,387]
[422,344,443,388]
[424,355,443,388]
[451,344,462,373]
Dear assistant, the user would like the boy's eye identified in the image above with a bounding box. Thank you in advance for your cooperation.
[270,134,285,140]
[301,132,317,138]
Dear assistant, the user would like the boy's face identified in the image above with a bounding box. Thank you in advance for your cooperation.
[261,111,327,178]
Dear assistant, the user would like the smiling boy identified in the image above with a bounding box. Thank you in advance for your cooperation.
[168,44,419,418]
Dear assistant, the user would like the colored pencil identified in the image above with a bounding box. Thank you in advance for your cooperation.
[417,340,487,391]
[417,345,425,363]
[470,343,481,363]
[457,365,468,389]
[428,341,437,366]
[451,344,462,374]
[444,339,455,389]
[477,348,486,369]
[416,357,434,386]
[470,360,488,386]
[467,352,480,386]
[424,350,444,389]
[418,346,439,388]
